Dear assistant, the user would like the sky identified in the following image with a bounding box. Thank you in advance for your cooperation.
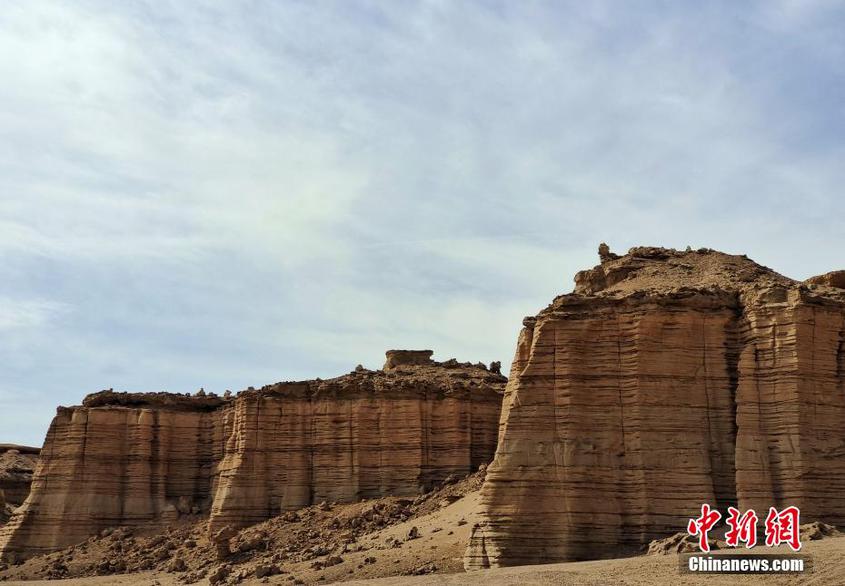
[1,0,844,445]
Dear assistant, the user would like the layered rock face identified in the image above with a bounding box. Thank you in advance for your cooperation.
[0,352,504,560]
[208,357,502,534]
[0,398,224,558]
[0,445,39,524]
[466,246,845,568]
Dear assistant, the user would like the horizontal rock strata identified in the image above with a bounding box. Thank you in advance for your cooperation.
[466,245,845,568]
[0,352,504,561]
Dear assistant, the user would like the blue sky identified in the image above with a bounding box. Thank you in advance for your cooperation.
[1,1,844,445]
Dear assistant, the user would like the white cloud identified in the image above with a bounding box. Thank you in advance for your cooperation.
[0,298,67,331]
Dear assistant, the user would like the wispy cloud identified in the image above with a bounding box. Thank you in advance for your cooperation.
[1,1,844,444]
[0,298,67,331]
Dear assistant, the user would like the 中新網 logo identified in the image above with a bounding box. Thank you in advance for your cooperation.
[687,505,801,553]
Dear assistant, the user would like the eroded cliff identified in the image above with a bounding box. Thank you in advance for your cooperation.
[466,245,845,568]
[0,351,504,561]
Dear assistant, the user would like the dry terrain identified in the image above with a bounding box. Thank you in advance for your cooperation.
[0,471,486,585]
[4,474,842,585]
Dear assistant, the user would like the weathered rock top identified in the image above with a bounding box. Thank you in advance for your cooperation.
[0,446,39,457]
[74,350,505,410]
[81,390,226,411]
[0,449,38,479]
[806,270,845,289]
[565,244,845,306]
[240,352,506,401]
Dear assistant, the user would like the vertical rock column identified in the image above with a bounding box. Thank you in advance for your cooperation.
[735,291,845,524]
[466,294,739,568]
[208,387,314,535]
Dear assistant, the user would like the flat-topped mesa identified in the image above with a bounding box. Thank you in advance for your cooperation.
[0,351,505,561]
[466,244,845,569]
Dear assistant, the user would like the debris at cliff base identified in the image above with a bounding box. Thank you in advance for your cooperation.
[0,469,486,584]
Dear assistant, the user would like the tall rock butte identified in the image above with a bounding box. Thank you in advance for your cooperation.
[0,351,505,561]
[465,245,845,569]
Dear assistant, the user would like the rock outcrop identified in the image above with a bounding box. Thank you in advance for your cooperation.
[806,270,845,289]
[383,350,434,371]
[466,245,845,568]
[0,445,39,524]
[0,352,504,561]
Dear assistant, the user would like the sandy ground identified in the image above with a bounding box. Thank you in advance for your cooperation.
[6,534,842,586]
[337,536,845,586]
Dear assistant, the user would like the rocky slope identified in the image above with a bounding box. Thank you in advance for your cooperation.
[0,351,504,561]
[465,245,845,568]
[0,445,39,524]
[0,469,487,584]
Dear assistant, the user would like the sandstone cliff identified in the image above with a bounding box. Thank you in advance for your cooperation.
[0,351,504,561]
[466,245,845,568]
[208,354,503,534]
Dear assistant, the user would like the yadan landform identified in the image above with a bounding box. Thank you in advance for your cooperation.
[2,245,845,584]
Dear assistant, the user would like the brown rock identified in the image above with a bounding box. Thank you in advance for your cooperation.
[805,270,845,289]
[466,247,845,569]
[598,242,619,263]
[254,564,280,578]
[800,521,842,541]
[212,526,237,560]
[208,565,230,585]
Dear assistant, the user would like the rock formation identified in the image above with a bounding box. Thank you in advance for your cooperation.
[207,355,503,535]
[805,270,845,289]
[466,245,845,569]
[0,445,39,524]
[0,351,504,561]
